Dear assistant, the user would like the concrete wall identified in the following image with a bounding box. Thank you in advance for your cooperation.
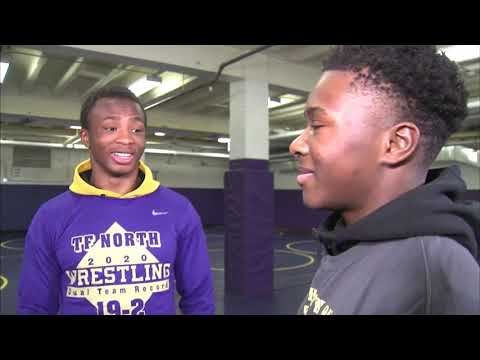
[0,145,228,188]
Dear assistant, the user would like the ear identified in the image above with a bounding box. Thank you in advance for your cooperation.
[380,122,420,166]
[80,128,90,149]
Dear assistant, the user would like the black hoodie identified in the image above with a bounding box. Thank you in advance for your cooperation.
[315,166,479,260]
[300,166,480,315]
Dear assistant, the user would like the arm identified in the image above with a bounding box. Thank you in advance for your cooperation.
[17,207,61,315]
[174,203,215,315]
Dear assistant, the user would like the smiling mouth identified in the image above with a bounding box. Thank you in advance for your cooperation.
[297,166,314,174]
[111,152,135,164]
[112,152,133,157]
[296,166,314,185]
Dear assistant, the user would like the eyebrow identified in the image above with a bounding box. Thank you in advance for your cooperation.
[304,107,328,121]
[102,115,145,122]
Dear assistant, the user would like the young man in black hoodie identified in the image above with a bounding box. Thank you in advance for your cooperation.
[290,45,480,315]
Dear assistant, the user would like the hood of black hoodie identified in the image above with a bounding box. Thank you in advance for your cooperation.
[313,166,479,259]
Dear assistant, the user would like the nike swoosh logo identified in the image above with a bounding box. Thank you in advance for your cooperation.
[152,210,169,216]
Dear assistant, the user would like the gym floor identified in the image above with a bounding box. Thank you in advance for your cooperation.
[0,228,321,315]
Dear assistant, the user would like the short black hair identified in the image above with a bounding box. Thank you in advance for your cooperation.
[80,86,147,129]
[322,45,468,166]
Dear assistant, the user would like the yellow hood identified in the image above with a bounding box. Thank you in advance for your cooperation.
[69,159,160,199]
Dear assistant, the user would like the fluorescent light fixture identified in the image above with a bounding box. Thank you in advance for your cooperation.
[440,45,480,63]
[0,139,227,159]
[437,145,479,167]
[0,140,65,148]
[217,137,230,152]
[66,143,86,149]
[467,98,480,109]
[147,72,196,98]
[154,132,166,137]
[70,125,82,130]
[217,137,230,144]
[268,97,283,108]
[462,147,479,164]
[145,148,229,158]
[0,62,9,83]
[143,72,197,111]
[2,178,7,183]
[0,140,86,149]
[268,94,304,109]
[129,75,162,97]
[269,129,304,140]
[27,57,41,79]
[144,100,166,110]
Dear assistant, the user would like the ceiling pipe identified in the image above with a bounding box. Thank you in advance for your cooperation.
[144,45,274,110]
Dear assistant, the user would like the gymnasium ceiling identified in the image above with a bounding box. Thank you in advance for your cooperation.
[1,45,479,160]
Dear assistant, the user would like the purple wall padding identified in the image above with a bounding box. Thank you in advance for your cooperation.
[0,185,68,231]
[173,188,224,226]
[274,190,330,230]
[224,159,274,296]
[2,185,477,232]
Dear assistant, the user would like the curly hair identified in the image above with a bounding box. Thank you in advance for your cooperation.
[322,45,468,166]
[80,86,147,129]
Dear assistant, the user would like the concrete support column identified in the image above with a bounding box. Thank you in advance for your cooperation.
[224,55,274,297]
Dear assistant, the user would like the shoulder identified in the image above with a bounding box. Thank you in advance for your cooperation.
[421,236,478,269]
[353,239,431,290]
[420,236,480,287]
[421,236,480,314]
[365,236,476,266]
[362,238,425,267]
[27,191,78,245]
[379,236,479,277]
[150,186,196,212]
[149,187,201,229]
[34,190,78,219]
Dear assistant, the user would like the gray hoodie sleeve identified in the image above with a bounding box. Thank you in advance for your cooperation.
[424,236,480,314]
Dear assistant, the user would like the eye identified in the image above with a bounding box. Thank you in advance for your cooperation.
[308,124,324,136]
[310,124,323,131]
[131,128,144,133]
[104,127,117,132]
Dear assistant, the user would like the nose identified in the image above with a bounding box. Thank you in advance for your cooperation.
[115,127,134,145]
[289,128,309,158]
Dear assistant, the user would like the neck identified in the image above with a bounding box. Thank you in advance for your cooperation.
[90,167,140,196]
[342,167,427,225]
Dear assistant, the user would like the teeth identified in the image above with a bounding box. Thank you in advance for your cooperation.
[113,152,132,158]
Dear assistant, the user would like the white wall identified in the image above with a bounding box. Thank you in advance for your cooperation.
[2,144,478,190]
[460,164,480,189]
[0,145,228,188]
[272,170,300,190]
[0,145,89,185]
[433,162,480,189]
[272,161,480,190]
[145,154,227,188]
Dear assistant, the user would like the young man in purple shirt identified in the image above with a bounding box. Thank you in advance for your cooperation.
[17,86,215,315]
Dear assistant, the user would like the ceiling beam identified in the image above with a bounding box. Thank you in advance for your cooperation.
[283,45,332,62]
[23,56,47,90]
[53,57,84,94]
[82,64,134,98]
[32,45,320,93]
[1,90,229,134]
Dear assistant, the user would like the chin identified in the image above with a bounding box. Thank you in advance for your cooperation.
[108,165,137,177]
[302,188,338,210]
[302,194,324,209]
